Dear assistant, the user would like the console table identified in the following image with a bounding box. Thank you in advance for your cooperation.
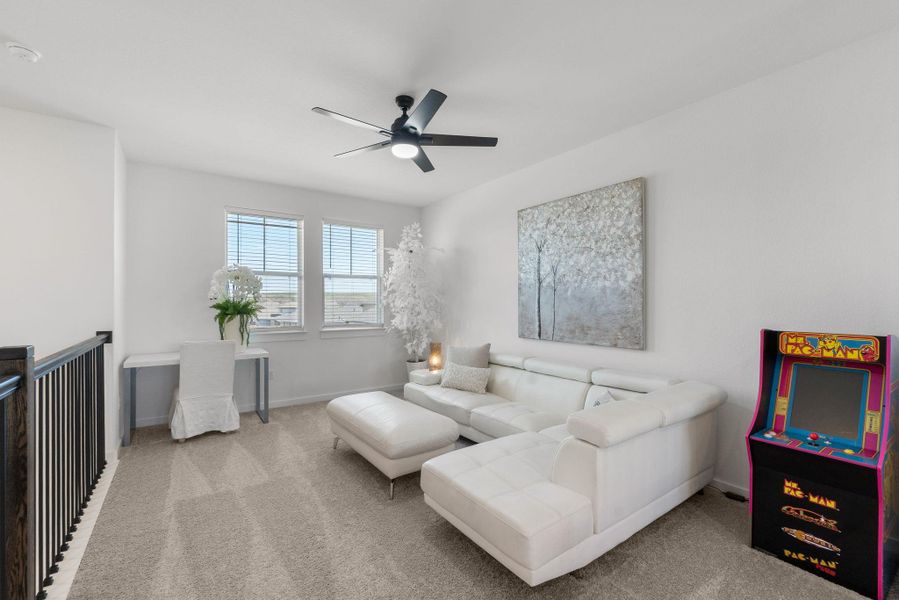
[122,347,269,446]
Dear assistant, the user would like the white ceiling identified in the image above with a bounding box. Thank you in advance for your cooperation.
[2,1,898,206]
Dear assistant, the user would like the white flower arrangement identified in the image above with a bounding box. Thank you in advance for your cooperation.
[208,264,263,302]
[208,265,263,344]
[383,223,441,361]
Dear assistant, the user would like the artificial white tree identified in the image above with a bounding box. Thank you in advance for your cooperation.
[383,222,441,362]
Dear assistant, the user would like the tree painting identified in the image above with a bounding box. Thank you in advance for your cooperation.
[518,178,644,349]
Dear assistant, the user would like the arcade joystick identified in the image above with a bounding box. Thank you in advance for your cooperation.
[808,432,819,446]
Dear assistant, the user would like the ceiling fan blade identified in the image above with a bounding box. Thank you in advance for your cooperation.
[334,140,391,158]
[420,134,498,147]
[312,107,390,136]
[405,89,447,133]
[412,148,435,173]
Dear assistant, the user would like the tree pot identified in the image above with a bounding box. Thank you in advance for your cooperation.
[406,360,428,381]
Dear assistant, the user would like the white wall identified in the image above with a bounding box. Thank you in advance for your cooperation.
[0,106,124,460]
[0,106,117,355]
[422,28,899,493]
[125,163,420,424]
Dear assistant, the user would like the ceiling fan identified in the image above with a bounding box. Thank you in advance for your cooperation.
[312,89,498,173]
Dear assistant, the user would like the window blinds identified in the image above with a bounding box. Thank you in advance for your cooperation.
[322,222,383,327]
[227,212,302,328]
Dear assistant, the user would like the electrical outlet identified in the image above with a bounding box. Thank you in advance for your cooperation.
[269,370,276,381]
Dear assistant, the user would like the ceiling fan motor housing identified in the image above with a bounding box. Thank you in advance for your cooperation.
[392,130,418,146]
[393,95,415,130]
[395,95,415,112]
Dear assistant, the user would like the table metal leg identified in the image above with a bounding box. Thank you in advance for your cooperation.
[255,357,269,424]
[263,357,269,423]
[255,358,261,417]
[123,367,136,447]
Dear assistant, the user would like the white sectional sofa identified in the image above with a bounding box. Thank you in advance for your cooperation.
[404,352,726,586]
[404,353,682,443]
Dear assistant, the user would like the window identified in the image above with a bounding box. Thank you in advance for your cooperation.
[322,222,384,327]
[227,211,303,329]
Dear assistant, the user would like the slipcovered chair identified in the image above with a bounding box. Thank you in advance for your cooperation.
[169,340,239,441]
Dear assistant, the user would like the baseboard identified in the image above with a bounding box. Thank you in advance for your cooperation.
[710,477,749,499]
[267,382,405,409]
[133,382,406,428]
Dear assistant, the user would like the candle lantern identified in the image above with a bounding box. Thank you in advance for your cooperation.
[428,342,443,371]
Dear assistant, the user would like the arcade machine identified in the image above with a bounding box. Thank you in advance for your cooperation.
[747,330,899,599]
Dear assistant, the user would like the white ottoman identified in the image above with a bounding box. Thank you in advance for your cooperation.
[326,391,459,498]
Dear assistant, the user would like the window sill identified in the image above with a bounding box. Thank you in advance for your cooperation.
[319,327,387,340]
[250,328,308,343]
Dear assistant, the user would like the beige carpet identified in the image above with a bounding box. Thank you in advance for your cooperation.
[69,402,895,600]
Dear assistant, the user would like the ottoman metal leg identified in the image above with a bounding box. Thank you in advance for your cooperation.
[332,436,339,449]
[389,479,395,500]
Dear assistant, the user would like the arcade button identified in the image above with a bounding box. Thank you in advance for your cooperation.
[843,449,855,455]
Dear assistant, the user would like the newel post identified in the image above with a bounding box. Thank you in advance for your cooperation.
[0,346,35,600]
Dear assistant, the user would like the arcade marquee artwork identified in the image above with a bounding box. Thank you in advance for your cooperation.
[780,332,880,363]
[746,330,899,599]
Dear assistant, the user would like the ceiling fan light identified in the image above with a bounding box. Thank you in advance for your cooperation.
[391,143,419,159]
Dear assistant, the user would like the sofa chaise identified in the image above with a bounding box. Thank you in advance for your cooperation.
[404,352,726,586]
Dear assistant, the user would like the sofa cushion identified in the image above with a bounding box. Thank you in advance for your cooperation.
[583,387,614,409]
[523,358,594,383]
[567,401,663,448]
[513,371,591,417]
[470,402,566,438]
[447,343,491,368]
[487,364,523,400]
[404,383,506,426]
[591,368,680,393]
[537,424,571,442]
[441,362,490,393]
[489,353,527,369]
[326,392,458,460]
[606,388,644,401]
[409,369,441,386]
[421,432,593,570]
[630,381,726,426]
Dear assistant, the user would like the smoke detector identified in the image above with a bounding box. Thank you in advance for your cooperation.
[6,42,42,63]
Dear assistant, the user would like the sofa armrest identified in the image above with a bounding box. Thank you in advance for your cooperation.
[631,381,726,426]
[409,369,442,386]
[566,401,662,448]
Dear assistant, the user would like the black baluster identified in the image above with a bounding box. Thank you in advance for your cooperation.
[54,365,60,563]
[89,348,96,488]
[85,351,91,504]
[66,356,75,544]
[56,362,68,562]
[47,369,57,580]
[97,344,105,475]
[74,356,83,528]
[37,375,46,592]
[86,350,91,498]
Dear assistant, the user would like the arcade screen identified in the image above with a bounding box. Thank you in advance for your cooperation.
[788,364,866,441]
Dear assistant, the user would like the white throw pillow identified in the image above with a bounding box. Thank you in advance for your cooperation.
[584,389,614,409]
[445,343,491,368]
[441,362,490,394]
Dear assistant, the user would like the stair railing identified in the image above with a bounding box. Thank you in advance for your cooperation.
[0,331,111,600]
